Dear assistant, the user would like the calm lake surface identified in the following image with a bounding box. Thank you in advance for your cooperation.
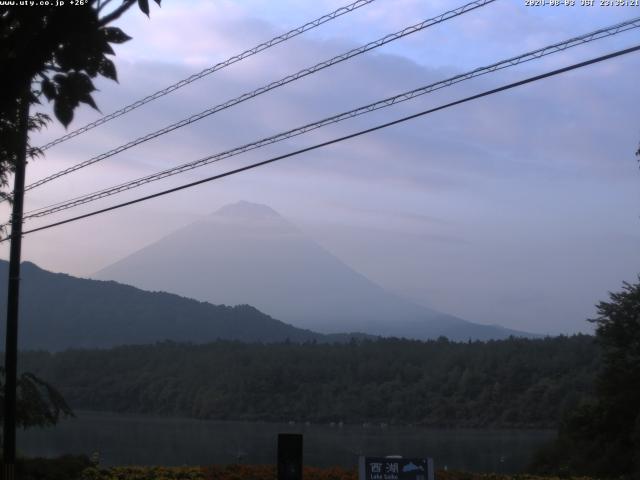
[18,411,554,473]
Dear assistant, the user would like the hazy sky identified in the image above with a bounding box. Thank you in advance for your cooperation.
[2,0,639,335]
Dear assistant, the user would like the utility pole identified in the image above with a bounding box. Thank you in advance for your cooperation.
[2,94,30,480]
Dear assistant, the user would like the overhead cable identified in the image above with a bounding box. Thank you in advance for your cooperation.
[22,16,640,220]
[38,0,377,152]
[7,43,638,241]
[22,0,496,194]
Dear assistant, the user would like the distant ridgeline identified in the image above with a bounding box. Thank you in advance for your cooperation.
[0,261,368,350]
[19,336,598,428]
[0,259,527,350]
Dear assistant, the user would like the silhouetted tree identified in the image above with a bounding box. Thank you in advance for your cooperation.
[589,279,640,474]
[0,367,72,431]
[0,0,161,453]
[532,278,640,478]
[0,0,161,198]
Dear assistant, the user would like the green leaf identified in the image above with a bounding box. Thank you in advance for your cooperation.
[28,112,51,132]
[53,98,74,128]
[138,0,150,16]
[103,26,132,44]
[55,41,88,71]
[100,40,115,55]
[84,54,102,77]
[79,92,99,111]
[98,57,118,82]
[57,72,94,97]
[41,77,56,101]
[51,72,97,124]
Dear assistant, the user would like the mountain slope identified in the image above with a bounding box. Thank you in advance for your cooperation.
[0,261,360,350]
[95,201,531,341]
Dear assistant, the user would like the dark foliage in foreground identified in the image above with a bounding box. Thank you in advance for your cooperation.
[16,455,92,480]
[20,335,597,428]
[0,366,72,429]
[531,279,640,479]
[18,463,598,480]
[1,0,160,200]
[0,261,365,350]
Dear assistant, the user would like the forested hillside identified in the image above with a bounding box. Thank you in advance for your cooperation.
[0,261,365,349]
[20,335,598,428]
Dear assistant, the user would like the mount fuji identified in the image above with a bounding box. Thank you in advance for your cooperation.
[95,201,532,341]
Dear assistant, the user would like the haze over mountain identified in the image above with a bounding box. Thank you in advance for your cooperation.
[0,261,362,351]
[95,201,532,341]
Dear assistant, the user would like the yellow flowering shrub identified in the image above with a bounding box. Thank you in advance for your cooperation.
[79,465,597,480]
[80,466,206,480]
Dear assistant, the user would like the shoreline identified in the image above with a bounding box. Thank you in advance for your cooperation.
[65,409,560,432]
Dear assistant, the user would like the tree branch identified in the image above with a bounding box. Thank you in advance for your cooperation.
[98,0,136,26]
[97,0,117,13]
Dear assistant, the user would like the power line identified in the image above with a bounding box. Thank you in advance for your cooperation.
[37,0,377,152]
[7,44,638,242]
[22,16,640,221]
[21,0,496,194]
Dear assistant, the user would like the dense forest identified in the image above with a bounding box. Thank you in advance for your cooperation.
[531,279,640,478]
[19,335,598,428]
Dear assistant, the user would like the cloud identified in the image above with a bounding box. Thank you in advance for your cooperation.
[5,2,639,334]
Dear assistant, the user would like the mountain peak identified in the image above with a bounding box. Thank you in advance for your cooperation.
[214,201,280,220]
[95,201,534,341]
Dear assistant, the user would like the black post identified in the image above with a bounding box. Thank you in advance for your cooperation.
[2,94,29,479]
[277,433,303,480]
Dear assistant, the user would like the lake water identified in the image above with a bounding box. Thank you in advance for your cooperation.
[18,411,555,473]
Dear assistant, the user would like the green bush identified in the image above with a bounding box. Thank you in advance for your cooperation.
[16,454,93,480]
